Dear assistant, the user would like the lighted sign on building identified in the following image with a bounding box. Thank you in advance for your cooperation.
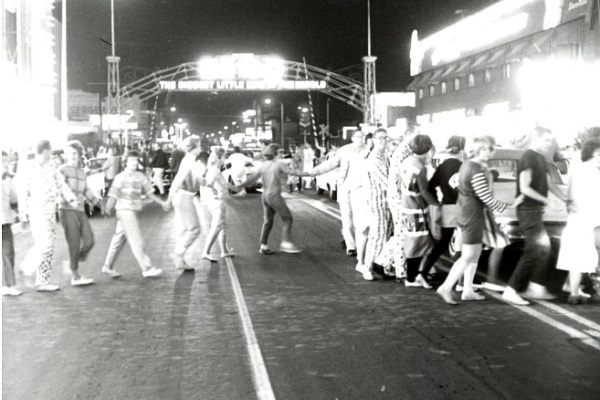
[158,79,327,91]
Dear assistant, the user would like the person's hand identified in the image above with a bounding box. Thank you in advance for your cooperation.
[20,220,30,230]
[69,198,80,209]
[104,206,115,217]
[509,194,525,208]
[566,200,577,214]
[161,200,171,212]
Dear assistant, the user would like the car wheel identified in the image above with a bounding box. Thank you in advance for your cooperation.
[448,230,461,261]
[317,186,324,195]
[328,185,337,201]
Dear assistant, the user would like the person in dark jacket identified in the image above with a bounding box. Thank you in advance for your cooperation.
[151,143,170,195]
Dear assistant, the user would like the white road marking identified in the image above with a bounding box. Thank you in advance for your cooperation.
[224,256,276,400]
[300,197,600,351]
[300,198,341,220]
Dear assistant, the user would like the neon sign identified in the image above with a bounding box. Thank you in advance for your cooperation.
[198,54,285,81]
[159,80,327,91]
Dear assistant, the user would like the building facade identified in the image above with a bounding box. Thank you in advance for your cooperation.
[408,0,600,148]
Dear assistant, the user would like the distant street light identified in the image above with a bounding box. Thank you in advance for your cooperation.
[177,118,183,123]
[170,106,177,112]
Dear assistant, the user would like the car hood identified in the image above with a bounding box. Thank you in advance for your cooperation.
[492,182,568,223]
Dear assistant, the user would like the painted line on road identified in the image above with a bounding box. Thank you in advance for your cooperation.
[301,199,600,351]
[299,198,341,220]
[224,256,276,400]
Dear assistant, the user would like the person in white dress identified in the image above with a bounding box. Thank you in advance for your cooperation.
[556,138,600,304]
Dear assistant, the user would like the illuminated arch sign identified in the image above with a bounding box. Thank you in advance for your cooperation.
[158,54,328,91]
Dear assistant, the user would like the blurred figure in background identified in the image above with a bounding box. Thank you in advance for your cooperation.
[2,151,21,296]
[228,146,253,197]
[150,142,170,196]
[101,147,121,195]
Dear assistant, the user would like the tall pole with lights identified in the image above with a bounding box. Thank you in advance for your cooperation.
[61,0,68,124]
[106,0,121,146]
[363,0,377,125]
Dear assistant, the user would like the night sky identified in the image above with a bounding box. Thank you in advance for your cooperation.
[59,0,497,133]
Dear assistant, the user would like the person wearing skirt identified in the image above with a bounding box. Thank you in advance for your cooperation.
[556,138,600,304]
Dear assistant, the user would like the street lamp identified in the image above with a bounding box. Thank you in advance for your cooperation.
[264,98,285,147]
[170,106,177,112]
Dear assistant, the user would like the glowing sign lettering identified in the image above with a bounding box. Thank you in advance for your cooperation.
[158,80,327,91]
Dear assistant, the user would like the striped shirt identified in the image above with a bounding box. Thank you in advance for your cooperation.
[58,165,97,212]
[108,170,154,211]
[459,160,506,213]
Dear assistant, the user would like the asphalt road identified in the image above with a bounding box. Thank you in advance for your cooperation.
[3,189,600,400]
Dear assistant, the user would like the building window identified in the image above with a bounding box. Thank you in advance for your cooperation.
[429,85,435,97]
[468,73,475,87]
[454,78,460,91]
[485,69,492,83]
[418,88,424,99]
[503,64,511,79]
[441,82,447,94]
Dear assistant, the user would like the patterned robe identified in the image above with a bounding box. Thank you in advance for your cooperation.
[365,151,392,268]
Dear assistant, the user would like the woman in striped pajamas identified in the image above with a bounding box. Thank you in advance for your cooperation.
[363,129,392,281]
[437,137,523,305]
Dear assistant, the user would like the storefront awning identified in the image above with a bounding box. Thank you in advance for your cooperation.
[528,30,554,54]
[486,47,508,66]
[407,71,433,90]
[505,41,531,61]
[454,59,472,75]
[428,68,445,84]
[440,63,459,78]
[470,53,489,69]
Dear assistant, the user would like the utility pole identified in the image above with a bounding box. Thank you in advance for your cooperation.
[106,0,121,147]
[363,0,377,125]
[61,0,68,124]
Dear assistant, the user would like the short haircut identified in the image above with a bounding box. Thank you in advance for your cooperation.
[532,125,553,138]
[373,128,387,137]
[469,137,493,157]
[36,140,51,154]
[263,143,280,160]
[581,138,600,162]
[182,135,201,152]
[65,140,84,156]
[197,151,209,166]
[411,134,433,156]
[127,150,140,158]
[233,146,241,153]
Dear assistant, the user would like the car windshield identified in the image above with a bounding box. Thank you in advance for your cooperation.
[488,158,564,185]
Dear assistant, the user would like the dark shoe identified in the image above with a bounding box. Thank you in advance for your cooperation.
[346,249,357,257]
[371,263,385,276]
[259,247,275,255]
[567,295,589,305]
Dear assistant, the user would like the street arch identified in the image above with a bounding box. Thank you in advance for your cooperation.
[119,59,366,114]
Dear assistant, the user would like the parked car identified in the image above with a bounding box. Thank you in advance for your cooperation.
[223,150,263,193]
[432,148,568,259]
[83,156,107,216]
[315,151,338,200]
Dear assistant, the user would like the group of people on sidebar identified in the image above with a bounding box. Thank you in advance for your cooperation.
[3,127,600,307]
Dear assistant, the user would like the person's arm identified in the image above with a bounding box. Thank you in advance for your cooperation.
[101,157,112,172]
[547,172,568,203]
[166,158,191,204]
[55,169,78,208]
[310,151,341,176]
[417,167,439,206]
[472,172,507,212]
[239,169,262,187]
[518,169,548,204]
[427,165,442,198]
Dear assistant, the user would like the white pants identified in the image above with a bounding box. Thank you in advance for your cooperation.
[152,168,165,194]
[173,191,202,257]
[337,186,368,251]
[104,210,152,271]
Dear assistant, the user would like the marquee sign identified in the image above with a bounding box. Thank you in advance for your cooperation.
[158,79,327,91]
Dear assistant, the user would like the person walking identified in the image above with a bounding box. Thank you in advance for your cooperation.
[397,135,440,288]
[101,147,121,195]
[165,135,206,270]
[101,151,169,278]
[18,140,78,291]
[387,123,420,281]
[237,144,304,254]
[170,142,185,177]
[2,151,21,296]
[200,147,234,261]
[437,137,522,304]
[302,143,315,190]
[503,127,568,305]
[150,143,170,196]
[419,136,466,287]
[58,140,101,286]
[556,138,600,304]
[363,129,392,281]
[310,130,370,266]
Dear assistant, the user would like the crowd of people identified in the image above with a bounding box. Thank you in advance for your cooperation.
[3,128,600,308]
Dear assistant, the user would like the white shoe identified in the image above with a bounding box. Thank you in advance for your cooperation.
[101,266,121,278]
[71,276,94,286]
[142,267,163,278]
[280,241,302,254]
[201,253,218,262]
[562,283,591,298]
[36,284,60,292]
[482,282,506,292]
[221,248,235,258]
[415,274,432,289]
[461,291,486,301]
[404,279,422,287]
[523,282,556,300]
[355,263,366,273]
[2,286,22,296]
[502,287,530,305]
[362,269,374,281]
